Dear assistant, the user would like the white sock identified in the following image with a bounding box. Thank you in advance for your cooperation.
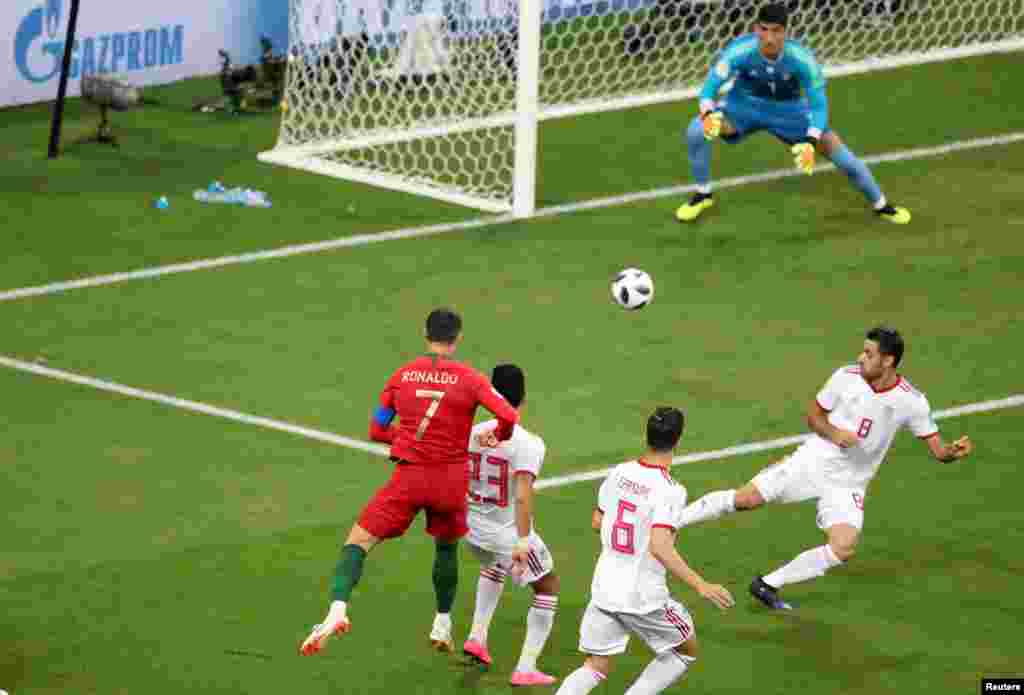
[763,544,843,588]
[678,489,736,527]
[468,564,507,644]
[624,651,696,695]
[873,194,888,210]
[326,600,348,623]
[697,184,712,195]
[555,666,605,695]
[515,594,558,672]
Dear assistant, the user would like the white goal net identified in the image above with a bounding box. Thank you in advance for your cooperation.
[259,0,1024,215]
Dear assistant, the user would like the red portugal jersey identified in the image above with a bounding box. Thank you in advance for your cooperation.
[369,355,519,467]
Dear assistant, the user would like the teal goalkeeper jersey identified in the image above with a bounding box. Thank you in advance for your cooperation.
[699,34,829,136]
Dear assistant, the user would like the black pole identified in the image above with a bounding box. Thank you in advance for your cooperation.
[47,0,83,159]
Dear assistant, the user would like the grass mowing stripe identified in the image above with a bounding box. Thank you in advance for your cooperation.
[537,394,1024,489]
[2,131,1023,304]
[0,355,388,456]
[2,354,1018,488]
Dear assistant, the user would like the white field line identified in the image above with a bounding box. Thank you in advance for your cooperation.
[0,355,389,456]
[2,131,1023,304]
[2,354,1020,489]
[537,394,1024,489]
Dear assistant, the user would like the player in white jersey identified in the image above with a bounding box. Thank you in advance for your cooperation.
[462,364,561,686]
[678,326,974,610]
[556,407,734,695]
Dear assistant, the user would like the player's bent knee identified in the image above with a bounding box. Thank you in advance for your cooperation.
[686,117,704,143]
[831,544,856,565]
[830,540,857,562]
[533,571,560,595]
[345,524,380,550]
[676,636,699,659]
[818,132,843,155]
[734,483,765,510]
[584,654,612,676]
[828,526,859,561]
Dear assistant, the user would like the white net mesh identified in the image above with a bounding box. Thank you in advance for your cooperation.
[263,0,1024,211]
[540,0,1024,110]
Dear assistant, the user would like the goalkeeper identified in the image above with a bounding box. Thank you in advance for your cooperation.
[676,3,910,224]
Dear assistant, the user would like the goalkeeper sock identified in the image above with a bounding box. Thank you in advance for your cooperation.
[830,143,883,206]
[332,544,368,602]
[433,540,459,614]
[686,117,712,188]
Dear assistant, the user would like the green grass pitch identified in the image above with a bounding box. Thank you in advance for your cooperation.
[1,52,1022,694]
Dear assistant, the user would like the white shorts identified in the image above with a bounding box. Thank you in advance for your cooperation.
[751,447,866,530]
[466,530,554,587]
[578,598,695,656]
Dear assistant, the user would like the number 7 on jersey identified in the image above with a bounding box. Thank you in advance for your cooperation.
[415,389,446,440]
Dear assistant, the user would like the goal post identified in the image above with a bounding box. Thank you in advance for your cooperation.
[513,0,542,218]
[259,0,1024,217]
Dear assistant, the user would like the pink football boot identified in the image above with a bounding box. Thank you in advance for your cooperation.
[462,639,492,666]
[510,671,557,686]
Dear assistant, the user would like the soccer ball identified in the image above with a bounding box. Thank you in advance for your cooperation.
[611,268,654,310]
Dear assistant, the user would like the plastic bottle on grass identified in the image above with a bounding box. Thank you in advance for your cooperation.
[193,187,271,208]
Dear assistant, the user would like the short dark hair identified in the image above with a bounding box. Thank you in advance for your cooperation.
[646,406,685,452]
[866,325,904,367]
[757,2,789,26]
[425,308,462,344]
[491,364,525,408]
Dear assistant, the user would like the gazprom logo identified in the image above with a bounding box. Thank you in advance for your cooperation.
[15,0,185,84]
[46,0,62,38]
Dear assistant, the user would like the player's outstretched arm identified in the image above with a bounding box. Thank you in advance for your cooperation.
[806,399,858,448]
[694,46,740,140]
[790,52,829,173]
[790,88,828,174]
[511,472,536,568]
[923,433,973,463]
[805,85,829,141]
[649,528,734,610]
[698,52,733,117]
[369,408,395,443]
[591,509,603,533]
[368,386,397,443]
[475,375,520,442]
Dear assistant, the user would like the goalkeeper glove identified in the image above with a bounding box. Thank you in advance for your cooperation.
[791,141,817,175]
[701,110,723,141]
